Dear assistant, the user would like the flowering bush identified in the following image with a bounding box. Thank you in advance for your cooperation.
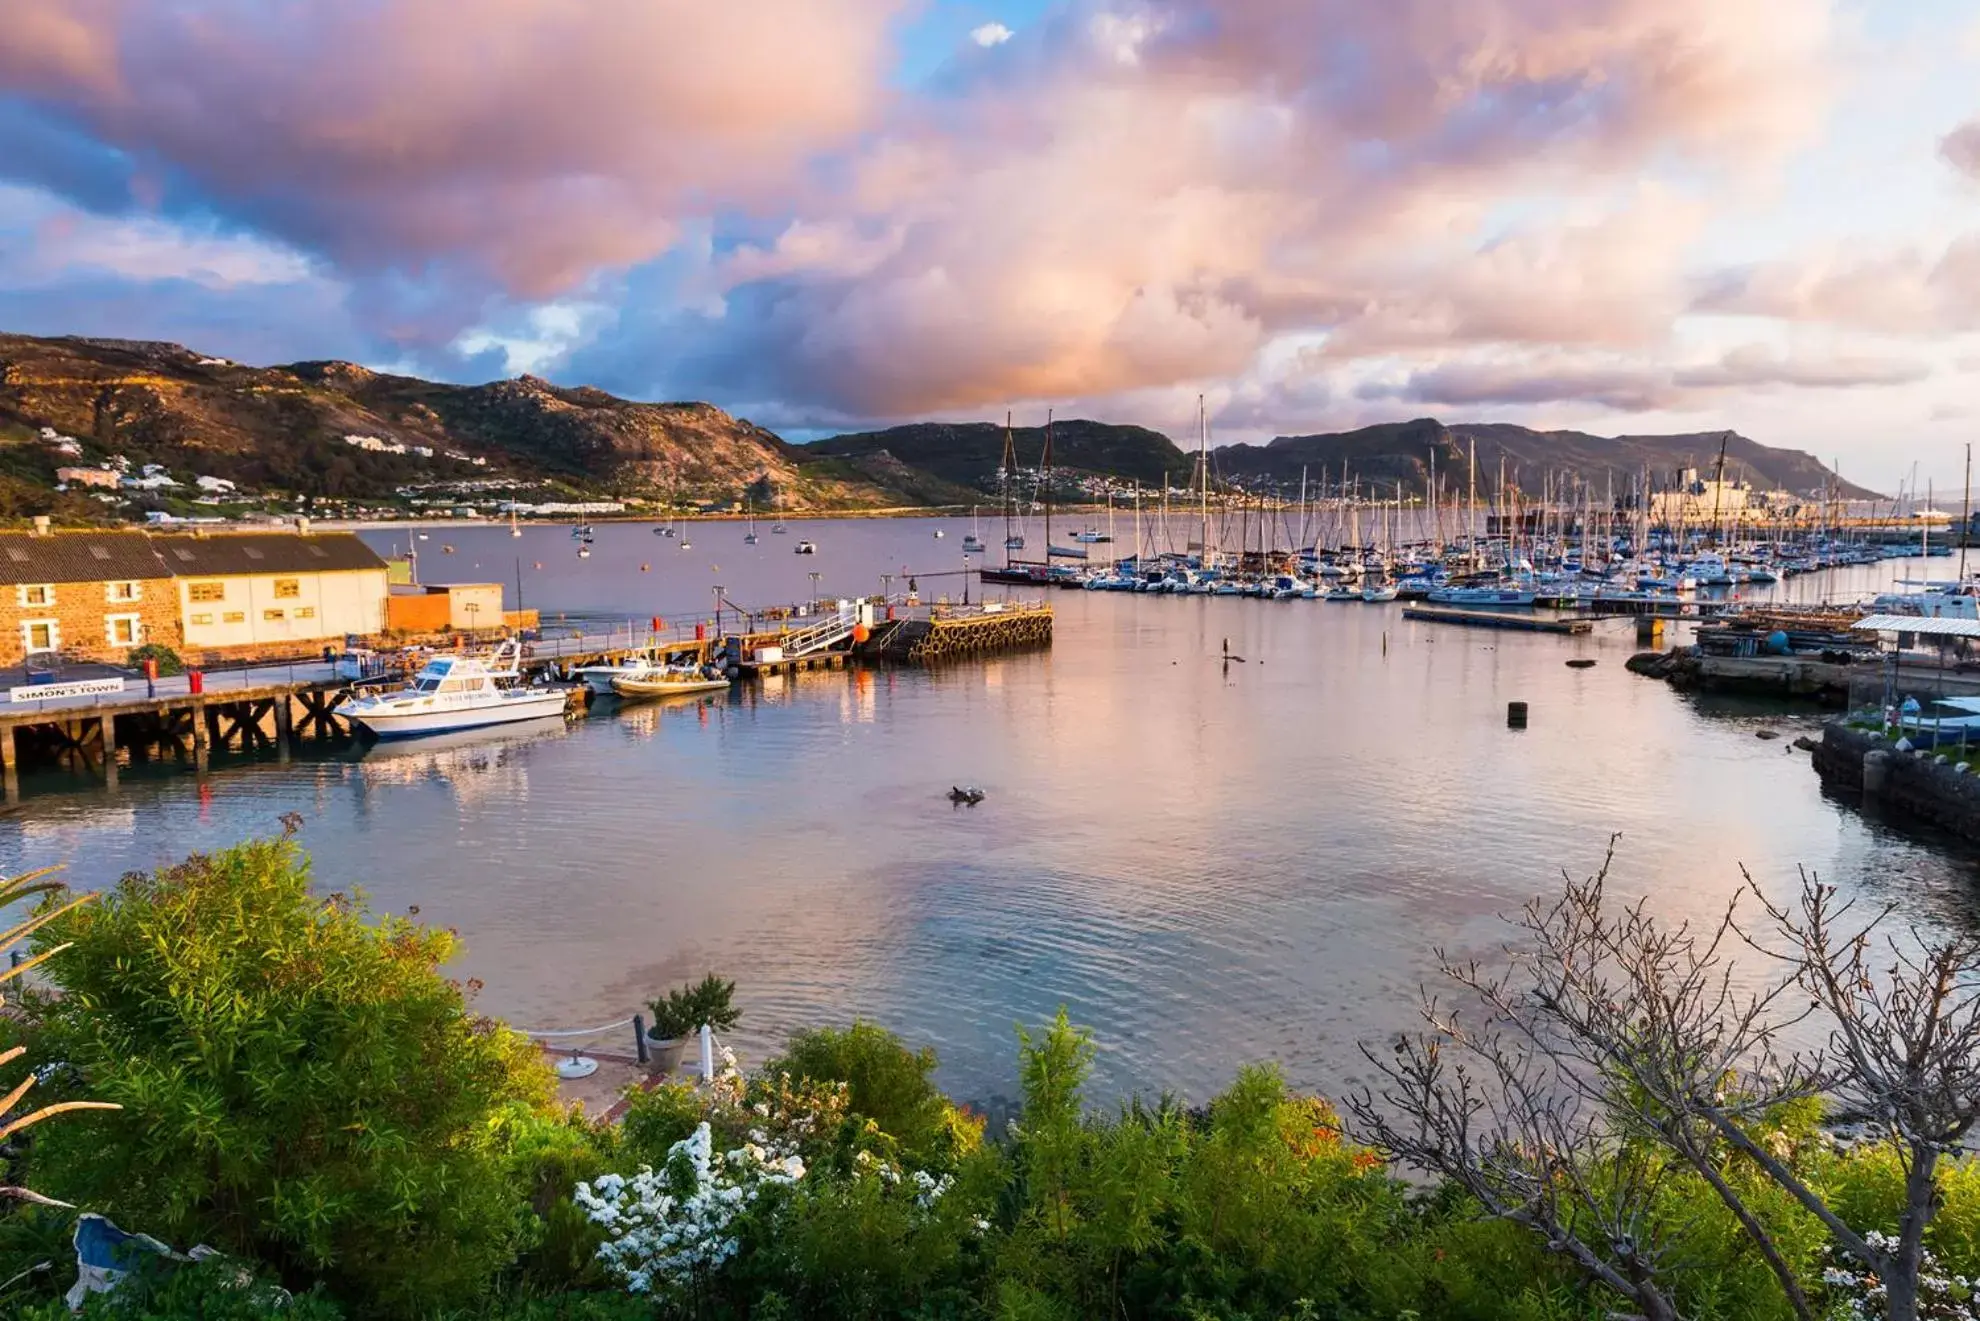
[1824,1233,1980,1321]
[575,1122,805,1298]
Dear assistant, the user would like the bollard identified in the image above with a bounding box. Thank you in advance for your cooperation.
[633,1014,650,1065]
[187,669,204,695]
[1863,749,1892,797]
[1507,700,1529,729]
[699,1023,715,1082]
[1636,616,1665,647]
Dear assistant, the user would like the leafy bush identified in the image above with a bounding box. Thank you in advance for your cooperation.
[763,1022,960,1167]
[21,838,558,1317]
[17,1258,344,1321]
[123,644,185,676]
[644,974,738,1040]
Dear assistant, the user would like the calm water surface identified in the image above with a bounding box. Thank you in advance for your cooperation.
[4,518,1977,1106]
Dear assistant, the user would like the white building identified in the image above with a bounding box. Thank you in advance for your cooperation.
[195,475,238,493]
[154,532,389,652]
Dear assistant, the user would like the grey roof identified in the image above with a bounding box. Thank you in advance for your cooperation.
[0,531,170,585]
[1853,614,1980,638]
[149,533,386,577]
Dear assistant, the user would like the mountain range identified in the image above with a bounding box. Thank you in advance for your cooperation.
[0,334,1878,519]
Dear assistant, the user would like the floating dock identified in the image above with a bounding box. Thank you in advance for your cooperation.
[1403,607,1593,635]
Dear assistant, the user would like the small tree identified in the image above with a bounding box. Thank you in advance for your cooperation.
[23,836,557,1314]
[1353,844,1980,1321]
[0,866,116,1209]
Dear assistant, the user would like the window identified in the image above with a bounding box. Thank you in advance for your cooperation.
[188,581,225,602]
[222,611,245,624]
[21,620,58,654]
[18,584,53,607]
[190,613,213,626]
[263,609,285,622]
[106,580,141,602]
[106,615,141,646]
[295,606,317,619]
[273,578,301,599]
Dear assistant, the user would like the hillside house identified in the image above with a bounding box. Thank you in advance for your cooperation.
[55,467,121,490]
[0,529,179,668]
[154,532,389,654]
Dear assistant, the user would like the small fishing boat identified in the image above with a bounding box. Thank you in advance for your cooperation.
[572,653,659,697]
[345,644,570,739]
[745,506,760,545]
[772,522,788,534]
[577,543,592,560]
[1360,582,1400,603]
[610,664,732,701]
[933,529,946,539]
[963,507,987,554]
[794,539,818,555]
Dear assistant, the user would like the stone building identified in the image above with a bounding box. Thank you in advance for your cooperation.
[0,529,180,668]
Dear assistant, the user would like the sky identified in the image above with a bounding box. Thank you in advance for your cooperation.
[1,0,1977,485]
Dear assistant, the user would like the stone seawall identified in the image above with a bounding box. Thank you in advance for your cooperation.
[1812,722,1980,843]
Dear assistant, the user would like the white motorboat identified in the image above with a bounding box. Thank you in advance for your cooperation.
[1360,583,1400,602]
[933,529,946,539]
[572,652,659,697]
[794,539,818,555]
[345,644,571,739]
[610,664,733,701]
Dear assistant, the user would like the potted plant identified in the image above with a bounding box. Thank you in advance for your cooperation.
[644,974,740,1072]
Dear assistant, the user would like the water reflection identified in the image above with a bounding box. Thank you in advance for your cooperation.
[2,522,1977,1106]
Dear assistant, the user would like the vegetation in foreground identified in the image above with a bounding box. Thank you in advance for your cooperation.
[3,835,1979,1320]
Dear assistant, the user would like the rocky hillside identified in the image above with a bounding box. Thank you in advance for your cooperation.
[0,334,919,509]
[803,420,1192,491]
[1213,418,1880,499]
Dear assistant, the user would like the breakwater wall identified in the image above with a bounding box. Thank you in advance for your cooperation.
[1811,722,1980,844]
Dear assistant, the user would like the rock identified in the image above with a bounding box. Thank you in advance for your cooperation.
[1792,735,1819,752]
[1755,729,1781,740]
[1565,658,1597,669]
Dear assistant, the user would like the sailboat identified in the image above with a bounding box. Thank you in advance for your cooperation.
[1001,414,1027,551]
[744,505,760,545]
[963,507,987,554]
[509,506,522,538]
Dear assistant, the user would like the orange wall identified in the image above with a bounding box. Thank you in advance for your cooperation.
[386,592,452,634]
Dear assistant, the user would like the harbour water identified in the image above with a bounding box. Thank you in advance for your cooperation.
[3,517,1977,1107]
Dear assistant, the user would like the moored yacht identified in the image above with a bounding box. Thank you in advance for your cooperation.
[345,643,570,739]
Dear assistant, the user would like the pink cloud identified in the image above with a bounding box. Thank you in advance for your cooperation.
[0,0,904,295]
[1944,119,1980,182]
[1696,235,1980,335]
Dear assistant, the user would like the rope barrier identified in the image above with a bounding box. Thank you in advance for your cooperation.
[517,1016,636,1040]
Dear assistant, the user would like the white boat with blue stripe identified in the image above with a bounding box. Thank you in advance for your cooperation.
[345,642,570,739]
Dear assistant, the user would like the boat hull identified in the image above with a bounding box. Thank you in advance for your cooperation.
[349,688,572,739]
[611,675,733,700]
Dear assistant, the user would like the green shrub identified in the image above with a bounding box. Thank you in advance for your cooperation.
[123,644,185,676]
[17,1258,344,1320]
[22,838,558,1317]
[763,1022,958,1166]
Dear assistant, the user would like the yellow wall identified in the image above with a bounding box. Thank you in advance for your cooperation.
[444,583,504,630]
[179,569,389,650]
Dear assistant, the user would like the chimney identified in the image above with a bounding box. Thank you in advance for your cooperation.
[296,516,312,536]
[31,516,50,537]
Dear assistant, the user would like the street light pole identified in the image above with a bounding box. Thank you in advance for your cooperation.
[712,585,723,637]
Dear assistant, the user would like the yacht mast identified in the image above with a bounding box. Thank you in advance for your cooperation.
[1197,395,1210,566]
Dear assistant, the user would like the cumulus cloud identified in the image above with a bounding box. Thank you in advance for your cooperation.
[1360,344,1931,414]
[0,0,1860,434]
[0,0,903,303]
[1943,119,1980,181]
[1696,235,1980,335]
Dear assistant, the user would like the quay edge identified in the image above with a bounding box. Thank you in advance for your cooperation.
[1810,721,1980,845]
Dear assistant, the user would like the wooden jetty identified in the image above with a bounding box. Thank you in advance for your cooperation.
[1,672,356,802]
[1403,607,1594,635]
[2,597,1054,800]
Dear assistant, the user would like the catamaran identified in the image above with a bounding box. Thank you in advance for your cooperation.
[344,642,570,739]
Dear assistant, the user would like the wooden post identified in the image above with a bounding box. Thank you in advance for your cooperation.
[633,1014,650,1065]
[1,724,17,805]
[192,701,210,773]
[99,712,118,789]
[274,695,293,762]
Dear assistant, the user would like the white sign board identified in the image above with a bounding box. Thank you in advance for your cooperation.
[8,678,127,703]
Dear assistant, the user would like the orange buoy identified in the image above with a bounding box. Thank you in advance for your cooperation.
[640,563,650,572]
[852,624,870,644]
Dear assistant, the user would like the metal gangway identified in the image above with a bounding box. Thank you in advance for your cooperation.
[775,604,859,657]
